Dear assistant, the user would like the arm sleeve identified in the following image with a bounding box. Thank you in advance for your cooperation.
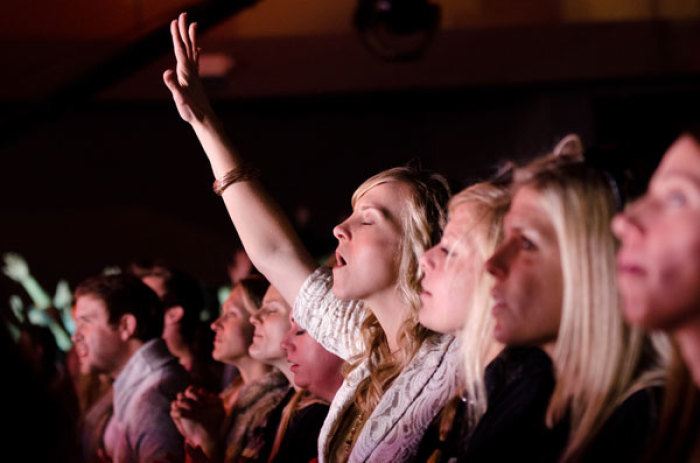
[133,389,187,463]
[292,266,366,361]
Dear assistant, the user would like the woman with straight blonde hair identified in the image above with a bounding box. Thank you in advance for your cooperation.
[419,170,563,461]
[163,13,458,462]
[416,177,510,460]
[486,142,668,461]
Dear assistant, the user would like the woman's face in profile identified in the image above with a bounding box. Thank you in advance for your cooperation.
[486,187,563,350]
[613,134,700,331]
[419,202,482,334]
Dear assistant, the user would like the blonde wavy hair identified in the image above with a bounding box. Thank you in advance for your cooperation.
[346,166,451,417]
[514,146,668,461]
[450,177,511,427]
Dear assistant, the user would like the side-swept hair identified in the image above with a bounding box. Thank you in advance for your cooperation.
[75,274,163,342]
[347,165,451,416]
[451,178,511,426]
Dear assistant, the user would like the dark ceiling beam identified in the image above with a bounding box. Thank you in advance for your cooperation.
[0,0,259,147]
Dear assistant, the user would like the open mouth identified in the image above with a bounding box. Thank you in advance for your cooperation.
[335,250,347,267]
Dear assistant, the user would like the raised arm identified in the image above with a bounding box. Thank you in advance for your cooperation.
[163,13,316,304]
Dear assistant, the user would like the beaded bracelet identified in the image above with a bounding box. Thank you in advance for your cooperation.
[212,164,260,196]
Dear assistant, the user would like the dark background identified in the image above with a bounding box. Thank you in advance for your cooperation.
[2,0,700,298]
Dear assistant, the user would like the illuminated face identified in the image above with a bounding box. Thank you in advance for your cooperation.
[280,315,343,397]
[419,203,482,333]
[486,187,563,348]
[210,286,255,364]
[72,295,127,376]
[612,134,700,330]
[331,181,409,302]
[249,286,291,364]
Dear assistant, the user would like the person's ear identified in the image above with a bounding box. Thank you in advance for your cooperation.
[119,314,138,341]
[164,306,185,326]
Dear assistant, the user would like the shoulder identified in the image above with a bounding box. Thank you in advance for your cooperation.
[295,266,333,303]
[601,385,664,433]
[582,386,665,461]
[291,402,330,429]
[485,346,555,402]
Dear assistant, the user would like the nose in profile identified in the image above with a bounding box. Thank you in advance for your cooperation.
[333,219,351,241]
[486,239,516,280]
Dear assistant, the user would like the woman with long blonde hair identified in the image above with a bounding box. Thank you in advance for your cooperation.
[163,13,458,462]
[415,177,510,460]
[486,140,668,461]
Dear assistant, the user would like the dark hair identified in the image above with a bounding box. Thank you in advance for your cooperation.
[237,276,270,313]
[19,324,59,375]
[74,274,163,342]
[139,266,204,342]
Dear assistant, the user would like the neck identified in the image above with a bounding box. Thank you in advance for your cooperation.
[541,340,557,359]
[233,355,271,384]
[674,318,700,388]
[110,339,144,380]
[268,358,299,390]
[364,286,411,354]
[163,332,194,370]
[313,373,344,403]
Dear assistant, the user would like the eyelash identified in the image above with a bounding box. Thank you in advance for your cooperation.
[666,191,687,206]
[295,329,306,336]
[520,236,535,250]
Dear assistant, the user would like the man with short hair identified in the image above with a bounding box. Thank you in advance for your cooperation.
[73,273,189,462]
[137,264,222,391]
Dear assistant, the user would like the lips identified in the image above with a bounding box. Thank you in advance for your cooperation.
[490,289,508,316]
[74,342,87,358]
[616,255,647,276]
[334,249,347,268]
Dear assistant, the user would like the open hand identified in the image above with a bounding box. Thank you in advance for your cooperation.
[163,12,214,124]
[2,252,30,282]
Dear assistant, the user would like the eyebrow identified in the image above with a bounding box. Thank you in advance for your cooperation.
[359,204,390,217]
[656,170,700,190]
[76,313,93,322]
[504,213,552,240]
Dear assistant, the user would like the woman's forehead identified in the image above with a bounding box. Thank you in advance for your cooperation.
[355,181,412,213]
[656,135,700,184]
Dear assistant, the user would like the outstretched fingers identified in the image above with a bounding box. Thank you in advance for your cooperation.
[178,13,193,60]
[189,22,199,65]
[170,19,189,72]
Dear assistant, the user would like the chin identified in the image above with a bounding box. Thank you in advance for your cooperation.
[621,296,656,329]
[331,282,354,301]
[492,325,511,345]
[418,313,440,333]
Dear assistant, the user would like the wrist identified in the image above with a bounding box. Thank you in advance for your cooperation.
[191,111,221,133]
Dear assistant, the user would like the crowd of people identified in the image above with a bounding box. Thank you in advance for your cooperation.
[4,11,700,462]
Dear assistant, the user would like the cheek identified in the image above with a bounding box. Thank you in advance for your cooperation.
[361,232,402,271]
[268,318,291,346]
[446,265,477,321]
[648,233,700,326]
